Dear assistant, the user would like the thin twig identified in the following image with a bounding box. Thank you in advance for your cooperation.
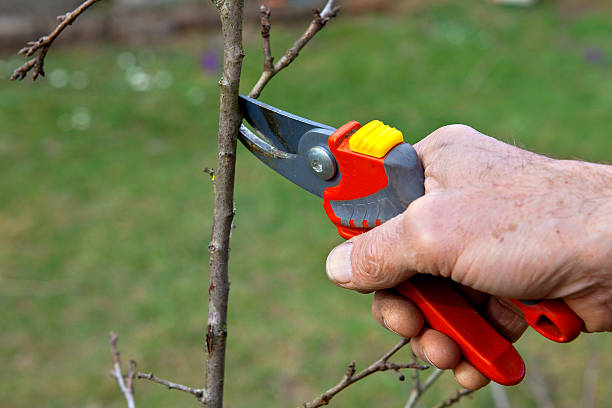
[248,0,340,98]
[405,368,444,408]
[432,389,475,408]
[109,332,136,408]
[203,167,216,180]
[422,368,444,392]
[407,351,421,407]
[10,0,104,81]
[526,359,556,408]
[582,335,601,408]
[137,372,205,399]
[490,383,512,408]
[410,351,421,385]
[109,331,205,405]
[259,6,273,72]
[127,360,137,396]
[301,339,429,408]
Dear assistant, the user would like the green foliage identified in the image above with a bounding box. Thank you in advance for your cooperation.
[1,2,610,407]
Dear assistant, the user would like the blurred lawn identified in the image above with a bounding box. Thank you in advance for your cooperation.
[1,1,611,407]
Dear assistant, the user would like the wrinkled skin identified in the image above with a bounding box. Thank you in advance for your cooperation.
[325,125,612,390]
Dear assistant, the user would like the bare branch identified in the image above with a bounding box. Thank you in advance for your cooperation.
[320,0,338,18]
[526,360,556,408]
[432,389,475,408]
[10,0,104,81]
[582,335,601,408]
[204,1,339,406]
[137,372,205,399]
[301,339,429,408]
[405,368,444,408]
[408,351,421,405]
[109,331,205,405]
[204,0,245,407]
[259,6,273,72]
[248,0,340,98]
[109,332,136,408]
[203,167,216,181]
[127,360,137,396]
[490,383,512,408]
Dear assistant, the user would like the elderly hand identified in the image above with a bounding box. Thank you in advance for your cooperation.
[325,124,612,389]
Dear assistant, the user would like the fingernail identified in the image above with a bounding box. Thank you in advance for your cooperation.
[422,349,434,366]
[326,242,353,284]
[382,317,403,337]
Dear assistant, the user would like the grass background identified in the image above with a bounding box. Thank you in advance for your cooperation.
[1,1,611,407]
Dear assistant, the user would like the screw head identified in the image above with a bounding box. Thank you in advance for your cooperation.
[306,146,336,180]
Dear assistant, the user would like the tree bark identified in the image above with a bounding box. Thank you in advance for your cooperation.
[204,1,245,407]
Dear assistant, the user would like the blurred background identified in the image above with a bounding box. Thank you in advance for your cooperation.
[1,0,610,407]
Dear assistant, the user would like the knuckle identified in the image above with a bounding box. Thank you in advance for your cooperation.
[351,238,391,287]
[427,124,477,144]
[403,198,444,267]
[487,298,528,342]
[403,194,462,277]
[350,219,407,290]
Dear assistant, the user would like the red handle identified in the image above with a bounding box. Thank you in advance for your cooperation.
[396,275,525,385]
[510,299,583,343]
[320,120,581,385]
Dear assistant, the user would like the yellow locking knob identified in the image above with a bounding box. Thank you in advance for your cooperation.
[348,120,403,158]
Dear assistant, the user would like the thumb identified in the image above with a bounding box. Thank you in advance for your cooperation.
[325,212,423,292]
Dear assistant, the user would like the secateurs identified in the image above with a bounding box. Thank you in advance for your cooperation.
[238,94,584,386]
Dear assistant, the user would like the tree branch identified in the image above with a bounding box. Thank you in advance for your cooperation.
[137,372,205,399]
[248,0,340,99]
[300,339,429,408]
[204,1,339,406]
[405,368,444,408]
[259,6,273,72]
[109,332,136,408]
[525,359,556,408]
[432,389,475,408]
[204,0,245,407]
[10,0,104,81]
[108,331,205,406]
[581,335,601,408]
[490,383,512,408]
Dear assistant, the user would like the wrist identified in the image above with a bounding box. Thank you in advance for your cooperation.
[547,159,612,331]
[562,160,612,285]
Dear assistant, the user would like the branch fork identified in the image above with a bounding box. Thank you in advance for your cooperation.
[301,339,429,408]
[248,0,340,99]
[10,0,104,81]
[108,332,206,406]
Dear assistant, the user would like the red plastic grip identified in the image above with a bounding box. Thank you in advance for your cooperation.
[322,121,390,238]
[397,276,526,385]
[510,299,583,343]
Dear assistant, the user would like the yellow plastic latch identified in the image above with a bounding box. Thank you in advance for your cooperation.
[349,120,403,158]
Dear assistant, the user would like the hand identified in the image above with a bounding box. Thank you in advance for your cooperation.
[325,124,612,390]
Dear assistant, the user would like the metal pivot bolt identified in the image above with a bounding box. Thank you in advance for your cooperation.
[306,146,336,180]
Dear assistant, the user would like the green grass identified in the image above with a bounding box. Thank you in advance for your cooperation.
[1,1,611,407]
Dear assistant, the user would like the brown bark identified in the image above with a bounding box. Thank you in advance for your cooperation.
[204,0,245,406]
[10,0,104,81]
[248,1,339,99]
[301,339,428,408]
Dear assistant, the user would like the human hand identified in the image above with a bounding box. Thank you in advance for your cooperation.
[325,124,612,389]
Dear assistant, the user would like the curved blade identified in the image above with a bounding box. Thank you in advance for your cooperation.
[239,95,334,153]
[238,95,339,197]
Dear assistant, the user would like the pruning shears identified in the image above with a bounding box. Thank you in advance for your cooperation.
[238,95,584,386]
